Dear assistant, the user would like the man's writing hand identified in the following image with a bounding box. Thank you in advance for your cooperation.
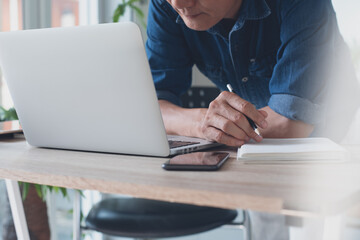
[200,91,268,147]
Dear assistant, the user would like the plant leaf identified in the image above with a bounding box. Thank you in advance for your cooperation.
[113,6,121,22]
[127,0,141,6]
[0,106,6,121]
[113,4,126,22]
[60,187,68,198]
[6,107,18,120]
[78,190,85,198]
[0,106,18,121]
[34,184,43,199]
[129,4,144,18]
[53,186,60,193]
[41,185,48,201]
[21,182,30,201]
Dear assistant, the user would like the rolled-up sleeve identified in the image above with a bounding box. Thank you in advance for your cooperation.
[268,0,338,125]
[145,0,194,106]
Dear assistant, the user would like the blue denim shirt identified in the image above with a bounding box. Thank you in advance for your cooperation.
[145,0,359,132]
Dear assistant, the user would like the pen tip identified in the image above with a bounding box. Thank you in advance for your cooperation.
[226,84,233,92]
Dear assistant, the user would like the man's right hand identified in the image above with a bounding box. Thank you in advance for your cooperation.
[199,91,268,147]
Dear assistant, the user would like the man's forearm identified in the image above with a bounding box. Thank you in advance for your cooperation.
[159,100,206,138]
[259,106,314,138]
[159,99,314,142]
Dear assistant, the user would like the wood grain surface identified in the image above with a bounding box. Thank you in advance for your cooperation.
[1,137,360,217]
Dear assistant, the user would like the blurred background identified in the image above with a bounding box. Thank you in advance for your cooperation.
[0,0,359,240]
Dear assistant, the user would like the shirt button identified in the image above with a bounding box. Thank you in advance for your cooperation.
[242,77,249,83]
[250,58,256,63]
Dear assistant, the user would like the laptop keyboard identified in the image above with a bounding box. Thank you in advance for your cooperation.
[168,140,200,149]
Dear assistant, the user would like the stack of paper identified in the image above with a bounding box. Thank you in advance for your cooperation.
[237,138,349,163]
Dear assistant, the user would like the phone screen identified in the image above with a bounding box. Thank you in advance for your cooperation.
[162,152,230,171]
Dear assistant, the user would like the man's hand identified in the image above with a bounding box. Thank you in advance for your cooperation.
[158,96,314,147]
[199,91,268,147]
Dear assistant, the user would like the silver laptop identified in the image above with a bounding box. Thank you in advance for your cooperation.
[0,22,219,157]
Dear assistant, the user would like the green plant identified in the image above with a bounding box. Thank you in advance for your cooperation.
[0,106,18,121]
[19,182,74,201]
[113,0,146,28]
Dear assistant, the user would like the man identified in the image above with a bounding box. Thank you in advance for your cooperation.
[145,0,360,145]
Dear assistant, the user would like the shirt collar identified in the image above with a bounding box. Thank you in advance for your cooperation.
[176,0,271,33]
[240,0,272,21]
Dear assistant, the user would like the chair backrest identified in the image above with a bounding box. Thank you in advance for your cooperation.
[181,87,220,108]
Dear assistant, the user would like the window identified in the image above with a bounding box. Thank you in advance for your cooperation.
[0,0,22,108]
[333,0,360,77]
[333,0,360,143]
[0,0,101,109]
[52,0,79,27]
[51,0,99,27]
[0,0,22,31]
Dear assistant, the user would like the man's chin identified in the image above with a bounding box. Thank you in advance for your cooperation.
[182,17,217,31]
[186,25,209,31]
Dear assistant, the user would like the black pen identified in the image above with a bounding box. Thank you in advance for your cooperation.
[226,84,261,136]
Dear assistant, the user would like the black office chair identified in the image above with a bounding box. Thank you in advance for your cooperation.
[82,87,248,239]
[83,197,238,239]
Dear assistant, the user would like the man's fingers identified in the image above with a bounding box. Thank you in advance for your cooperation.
[203,92,267,145]
[214,103,263,142]
[206,114,249,141]
[204,126,245,147]
[259,109,268,118]
[223,92,268,129]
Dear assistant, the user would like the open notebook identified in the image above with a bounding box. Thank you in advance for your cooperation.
[237,138,349,163]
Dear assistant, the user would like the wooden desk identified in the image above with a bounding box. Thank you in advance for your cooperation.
[1,137,360,239]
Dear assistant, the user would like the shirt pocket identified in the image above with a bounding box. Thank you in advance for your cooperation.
[248,51,277,79]
[195,62,225,86]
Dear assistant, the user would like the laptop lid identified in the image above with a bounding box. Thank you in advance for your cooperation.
[0,22,220,157]
[0,22,174,156]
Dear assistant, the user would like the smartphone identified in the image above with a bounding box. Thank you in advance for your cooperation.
[162,152,230,171]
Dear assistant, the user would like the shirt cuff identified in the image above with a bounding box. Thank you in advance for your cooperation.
[268,94,325,125]
[156,90,182,106]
